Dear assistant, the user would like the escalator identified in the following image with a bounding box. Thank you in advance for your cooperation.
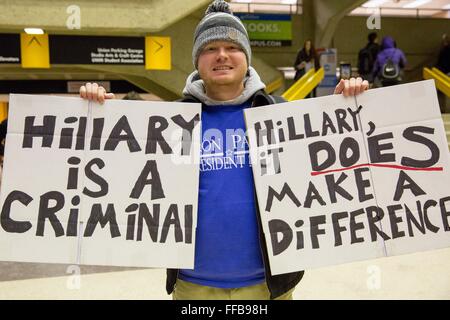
[424,67,450,151]
[281,67,325,101]
[423,67,450,97]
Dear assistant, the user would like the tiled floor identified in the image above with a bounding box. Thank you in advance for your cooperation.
[0,247,449,299]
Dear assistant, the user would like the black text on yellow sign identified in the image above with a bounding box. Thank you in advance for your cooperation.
[20,33,50,69]
[145,36,171,71]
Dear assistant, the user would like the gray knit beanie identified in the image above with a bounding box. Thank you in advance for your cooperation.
[192,0,251,69]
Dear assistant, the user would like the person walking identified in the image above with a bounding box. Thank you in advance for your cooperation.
[372,36,407,87]
[357,32,380,83]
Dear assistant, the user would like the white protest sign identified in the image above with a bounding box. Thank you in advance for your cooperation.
[244,80,450,275]
[0,94,201,269]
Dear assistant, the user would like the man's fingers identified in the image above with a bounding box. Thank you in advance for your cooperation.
[334,79,345,94]
[349,78,356,96]
[91,83,99,102]
[361,80,369,93]
[355,77,369,95]
[343,79,350,97]
[334,77,370,97]
[97,86,105,104]
[354,77,362,95]
[79,85,87,99]
[80,82,115,103]
[85,82,93,100]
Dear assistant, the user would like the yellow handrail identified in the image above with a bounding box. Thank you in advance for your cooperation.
[423,67,450,97]
[432,67,450,83]
[282,68,315,101]
[282,67,325,101]
[265,77,283,94]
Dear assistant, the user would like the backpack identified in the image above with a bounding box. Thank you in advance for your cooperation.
[358,47,373,75]
[381,56,400,80]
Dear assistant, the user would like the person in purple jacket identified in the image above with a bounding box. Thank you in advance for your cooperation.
[372,36,407,87]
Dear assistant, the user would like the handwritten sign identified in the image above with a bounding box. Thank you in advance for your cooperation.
[0,94,201,269]
[244,80,450,275]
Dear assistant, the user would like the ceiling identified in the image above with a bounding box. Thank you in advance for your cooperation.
[229,0,449,9]
[361,0,450,9]
[228,0,449,16]
[351,0,450,17]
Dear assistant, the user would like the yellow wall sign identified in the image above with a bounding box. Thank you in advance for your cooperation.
[145,36,171,70]
[20,33,50,69]
[0,102,8,122]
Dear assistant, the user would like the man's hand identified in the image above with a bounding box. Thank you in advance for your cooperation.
[334,77,369,97]
[79,82,115,104]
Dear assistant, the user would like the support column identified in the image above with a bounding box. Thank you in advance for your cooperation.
[313,0,367,48]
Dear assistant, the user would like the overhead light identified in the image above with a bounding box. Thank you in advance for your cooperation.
[24,28,44,35]
[403,0,432,8]
[362,0,389,8]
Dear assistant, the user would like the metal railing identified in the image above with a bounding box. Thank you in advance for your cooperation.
[230,2,302,14]
[423,67,450,97]
[350,7,449,19]
[282,67,325,101]
[229,2,448,18]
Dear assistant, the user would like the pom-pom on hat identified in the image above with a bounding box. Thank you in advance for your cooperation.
[192,0,251,69]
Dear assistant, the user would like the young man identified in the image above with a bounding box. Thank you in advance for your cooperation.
[0,118,7,188]
[80,0,369,300]
[372,36,407,87]
[357,32,380,83]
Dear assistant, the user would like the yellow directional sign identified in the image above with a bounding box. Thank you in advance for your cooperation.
[0,102,7,122]
[145,36,171,70]
[20,33,50,69]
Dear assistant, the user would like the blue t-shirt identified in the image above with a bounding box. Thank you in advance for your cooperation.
[179,101,265,288]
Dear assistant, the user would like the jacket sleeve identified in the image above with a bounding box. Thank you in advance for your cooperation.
[293,50,302,70]
[372,56,380,76]
[314,54,320,70]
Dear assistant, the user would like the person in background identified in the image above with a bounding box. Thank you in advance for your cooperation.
[357,32,380,83]
[372,36,407,87]
[293,39,320,81]
[293,39,320,97]
[436,33,450,75]
[80,0,369,300]
[0,119,7,188]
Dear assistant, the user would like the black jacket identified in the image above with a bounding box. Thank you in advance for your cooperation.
[166,89,305,299]
[436,44,450,74]
[293,48,320,81]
